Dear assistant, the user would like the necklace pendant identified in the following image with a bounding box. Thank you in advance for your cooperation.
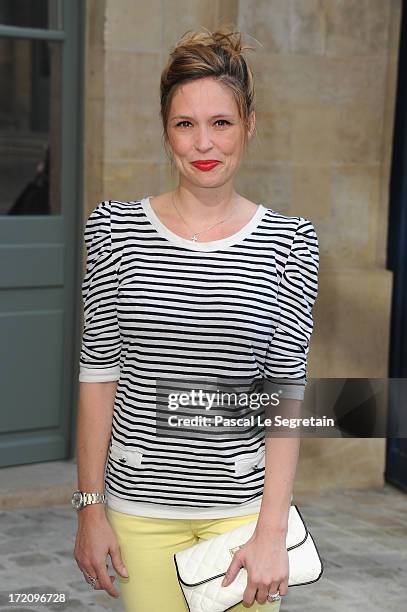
[191,234,199,242]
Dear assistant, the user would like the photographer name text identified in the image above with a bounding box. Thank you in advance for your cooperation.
[167,415,335,428]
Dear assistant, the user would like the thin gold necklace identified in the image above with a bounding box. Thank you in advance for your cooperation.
[171,191,238,242]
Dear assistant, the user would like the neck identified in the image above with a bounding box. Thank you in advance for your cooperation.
[172,187,240,223]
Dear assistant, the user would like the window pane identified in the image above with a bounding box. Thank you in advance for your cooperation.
[0,38,62,215]
[0,0,63,30]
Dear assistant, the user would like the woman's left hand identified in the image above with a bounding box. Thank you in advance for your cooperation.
[221,527,289,607]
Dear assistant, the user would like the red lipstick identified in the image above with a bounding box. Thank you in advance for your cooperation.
[191,160,221,171]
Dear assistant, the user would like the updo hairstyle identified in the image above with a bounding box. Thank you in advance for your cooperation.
[159,25,257,163]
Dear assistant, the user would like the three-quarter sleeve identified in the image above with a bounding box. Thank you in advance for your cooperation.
[78,200,121,382]
[263,217,319,400]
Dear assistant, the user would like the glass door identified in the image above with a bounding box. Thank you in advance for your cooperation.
[0,0,85,466]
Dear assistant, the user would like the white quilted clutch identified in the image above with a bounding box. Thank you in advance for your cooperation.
[173,504,323,612]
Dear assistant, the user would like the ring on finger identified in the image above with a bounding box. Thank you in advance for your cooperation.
[267,590,281,602]
[85,572,98,588]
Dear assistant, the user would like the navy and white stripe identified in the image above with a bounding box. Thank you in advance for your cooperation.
[79,198,319,511]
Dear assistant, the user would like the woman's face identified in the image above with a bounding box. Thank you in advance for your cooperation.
[166,76,254,189]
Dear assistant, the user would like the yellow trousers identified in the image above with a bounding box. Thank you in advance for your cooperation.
[106,507,282,612]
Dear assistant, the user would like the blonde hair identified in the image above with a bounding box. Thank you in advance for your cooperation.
[160,25,257,164]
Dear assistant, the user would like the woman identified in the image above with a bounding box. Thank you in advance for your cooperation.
[73,26,319,612]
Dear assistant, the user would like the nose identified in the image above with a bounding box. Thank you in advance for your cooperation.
[195,125,213,152]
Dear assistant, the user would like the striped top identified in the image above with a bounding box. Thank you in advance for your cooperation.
[78,197,319,518]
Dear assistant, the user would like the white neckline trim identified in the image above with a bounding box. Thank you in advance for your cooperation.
[140,196,268,252]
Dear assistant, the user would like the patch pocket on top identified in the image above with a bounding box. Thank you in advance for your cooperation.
[234,446,265,476]
[109,441,143,468]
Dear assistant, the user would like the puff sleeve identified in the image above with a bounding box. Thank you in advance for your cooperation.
[78,201,122,382]
[263,217,319,400]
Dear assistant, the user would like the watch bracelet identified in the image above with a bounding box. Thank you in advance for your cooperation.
[83,492,106,505]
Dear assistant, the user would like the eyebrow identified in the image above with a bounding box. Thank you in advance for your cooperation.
[171,114,235,121]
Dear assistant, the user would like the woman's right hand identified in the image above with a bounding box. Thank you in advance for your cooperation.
[73,506,129,599]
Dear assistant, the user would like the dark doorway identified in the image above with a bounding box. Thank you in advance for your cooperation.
[386,0,407,492]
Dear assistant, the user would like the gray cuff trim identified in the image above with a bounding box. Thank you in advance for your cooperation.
[79,365,120,382]
[263,378,306,401]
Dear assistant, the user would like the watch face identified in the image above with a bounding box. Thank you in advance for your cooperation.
[71,491,83,510]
